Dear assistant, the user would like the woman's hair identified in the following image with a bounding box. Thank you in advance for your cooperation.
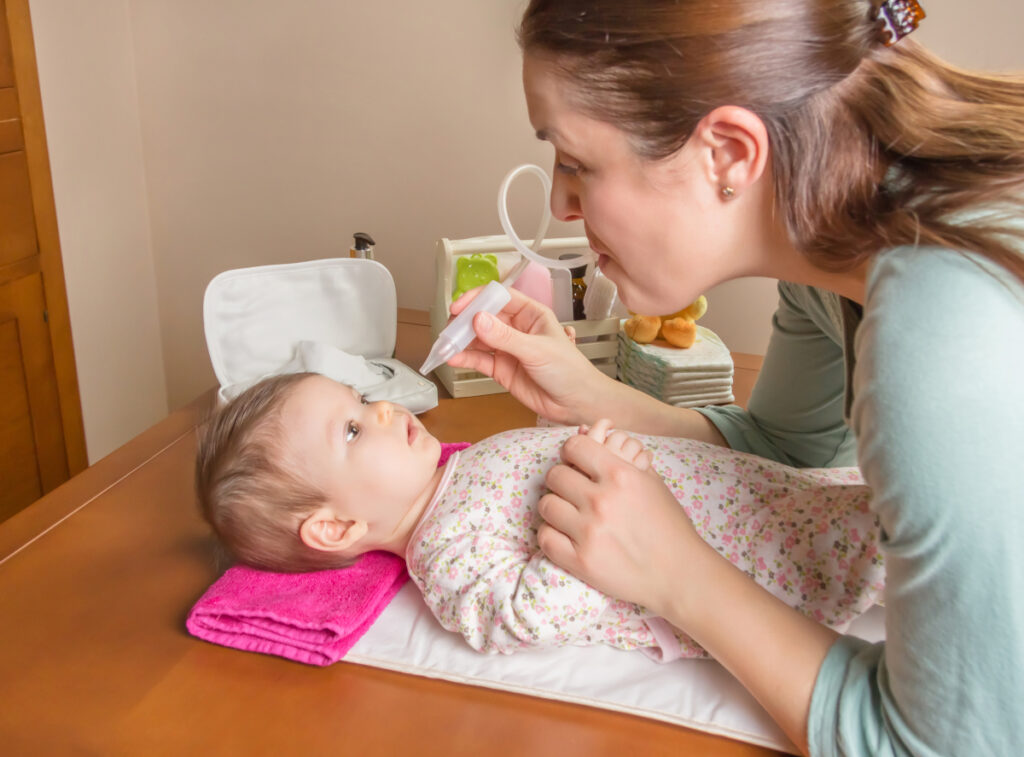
[519,0,1024,282]
[195,372,353,573]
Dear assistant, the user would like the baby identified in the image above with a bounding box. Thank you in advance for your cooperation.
[196,372,884,661]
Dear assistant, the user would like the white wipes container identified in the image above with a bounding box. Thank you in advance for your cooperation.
[203,258,438,413]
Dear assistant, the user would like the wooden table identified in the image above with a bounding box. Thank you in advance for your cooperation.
[0,313,778,756]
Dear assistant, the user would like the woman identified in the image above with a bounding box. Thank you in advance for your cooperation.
[448,1,1024,755]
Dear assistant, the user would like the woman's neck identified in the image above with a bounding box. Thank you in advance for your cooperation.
[753,201,871,304]
[781,253,871,304]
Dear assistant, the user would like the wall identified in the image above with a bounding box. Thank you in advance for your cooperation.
[28,0,167,462]
[126,0,1024,406]
[129,0,574,409]
[28,0,1024,456]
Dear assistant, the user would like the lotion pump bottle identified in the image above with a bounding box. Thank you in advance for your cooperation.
[350,232,376,260]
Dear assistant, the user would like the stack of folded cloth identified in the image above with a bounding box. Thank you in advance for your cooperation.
[616,325,735,408]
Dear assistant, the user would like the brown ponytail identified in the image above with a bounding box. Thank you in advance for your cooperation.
[519,0,1024,282]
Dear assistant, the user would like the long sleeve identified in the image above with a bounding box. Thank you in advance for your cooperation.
[808,246,1024,756]
[413,532,611,654]
[696,282,857,468]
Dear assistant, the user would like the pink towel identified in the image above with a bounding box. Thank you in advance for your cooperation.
[186,441,470,666]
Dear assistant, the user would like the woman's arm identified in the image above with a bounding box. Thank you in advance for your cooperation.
[697,282,855,467]
[660,539,838,755]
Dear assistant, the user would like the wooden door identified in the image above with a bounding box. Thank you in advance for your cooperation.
[1,0,86,522]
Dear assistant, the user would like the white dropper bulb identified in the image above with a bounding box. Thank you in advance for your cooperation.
[418,280,512,376]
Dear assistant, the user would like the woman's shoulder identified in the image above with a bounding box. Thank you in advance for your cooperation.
[851,246,1023,540]
[868,244,1023,311]
[864,245,1023,351]
[854,243,1023,462]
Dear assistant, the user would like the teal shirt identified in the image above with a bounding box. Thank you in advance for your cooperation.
[700,246,1024,756]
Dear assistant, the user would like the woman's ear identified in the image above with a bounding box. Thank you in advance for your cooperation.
[692,105,770,199]
[299,508,368,553]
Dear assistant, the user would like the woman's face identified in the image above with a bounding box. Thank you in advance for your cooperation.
[522,55,747,314]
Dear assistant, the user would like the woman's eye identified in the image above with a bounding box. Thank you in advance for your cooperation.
[345,421,361,442]
[556,161,581,177]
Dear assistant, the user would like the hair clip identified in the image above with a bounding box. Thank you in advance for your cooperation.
[876,0,926,46]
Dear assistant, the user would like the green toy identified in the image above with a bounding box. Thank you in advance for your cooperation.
[452,254,501,301]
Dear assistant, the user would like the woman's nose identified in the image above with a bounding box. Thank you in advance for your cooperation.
[550,169,583,222]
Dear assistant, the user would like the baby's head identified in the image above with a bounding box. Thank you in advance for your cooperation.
[196,372,442,572]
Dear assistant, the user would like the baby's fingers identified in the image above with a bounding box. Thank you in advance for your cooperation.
[580,418,613,443]
[603,430,652,471]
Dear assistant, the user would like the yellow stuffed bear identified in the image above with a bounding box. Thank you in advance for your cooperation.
[623,296,707,349]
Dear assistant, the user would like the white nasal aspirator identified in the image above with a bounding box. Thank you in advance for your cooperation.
[417,278,514,376]
[418,164,595,376]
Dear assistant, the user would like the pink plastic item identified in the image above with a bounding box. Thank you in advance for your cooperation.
[510,261,553,308]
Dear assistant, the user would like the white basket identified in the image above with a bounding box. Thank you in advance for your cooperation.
[430,235,620,398]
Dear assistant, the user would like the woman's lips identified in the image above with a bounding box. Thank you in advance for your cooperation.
[586,235,610,269]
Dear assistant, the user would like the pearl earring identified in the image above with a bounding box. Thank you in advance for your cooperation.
[720,186,735,199]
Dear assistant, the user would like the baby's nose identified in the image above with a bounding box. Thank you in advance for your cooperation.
[374,401,393,425]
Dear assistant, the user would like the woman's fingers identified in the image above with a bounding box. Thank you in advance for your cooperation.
[537,490,584,543]
[536,521,578,573]
[543,462,598,520]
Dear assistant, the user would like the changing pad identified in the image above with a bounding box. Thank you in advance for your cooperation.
[347,583,886,753]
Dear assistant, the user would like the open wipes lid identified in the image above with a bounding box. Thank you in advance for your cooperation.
[203,257,437,413]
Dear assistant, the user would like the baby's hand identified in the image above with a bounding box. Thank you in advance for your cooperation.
[578,419,653,472]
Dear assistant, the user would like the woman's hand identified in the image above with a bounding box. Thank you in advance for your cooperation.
[445,287,617,426]
[536,430,700,615]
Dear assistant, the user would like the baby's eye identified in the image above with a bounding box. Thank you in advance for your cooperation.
[345,421,361,442]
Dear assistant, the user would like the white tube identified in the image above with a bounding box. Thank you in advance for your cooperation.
[497,164,596,270]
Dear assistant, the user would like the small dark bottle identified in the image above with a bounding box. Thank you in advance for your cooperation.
[570,264,588,320]
[559,253,589,321]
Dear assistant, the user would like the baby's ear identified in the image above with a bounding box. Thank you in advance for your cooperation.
[299,508,368,553]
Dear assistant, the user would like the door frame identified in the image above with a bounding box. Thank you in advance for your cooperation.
[5,0,87,473]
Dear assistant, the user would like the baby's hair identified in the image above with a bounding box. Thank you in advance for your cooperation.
[195,372,355,573]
